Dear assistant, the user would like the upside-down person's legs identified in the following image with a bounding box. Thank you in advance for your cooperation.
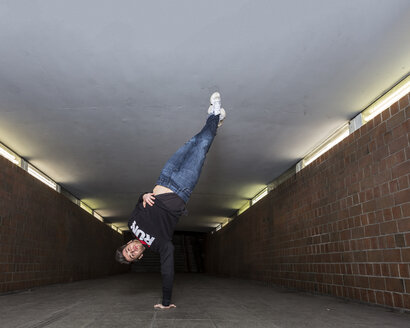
[156,114,220,203]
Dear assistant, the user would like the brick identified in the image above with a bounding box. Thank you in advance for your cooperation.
[343,275,355,287]
[388,135,407,155]
[402,248,410,262]
[379,235,395,249]
[369,237,379,249]
[397,218,410,233]
[404,294,410,309]
[372,145,389,162]
[368,250,383,262]
[0,273,13,283]
[389,180,399,193]
[393,293,404,308]
[387,110,406,130]
[373,186,381,199]
[353,251,367,262]
[373,264,381,275]
[384,292,394,307]
[383,249,401,262]
[392,161,410,180]
[395,190,410,207]
[376,195,394,210]
[390,264,400,277]
[392,206,403,219]
[381,109,391,122]
[382,208,393,221]
[340,230,351,240]
[390,102,399,116]
[380,183,390,197]
[352,227,364,239]
[349,205,362,217]
[356,277,370,290]
[369,277,385,290]
[359,289,369,302]
[381,264,390,276]
[398,264,409,278]
[353,287,361,300]
[375,291,385,305]
[365,264,373,275]
[365,224,380,237]
[394,234,405,247]
[398,175,409,190]
[367,290,376,304]
[405,279,410,293]
[380,221,398,235]
[398,94,409,109]
[362,200,376,213]
[385,278,404,293]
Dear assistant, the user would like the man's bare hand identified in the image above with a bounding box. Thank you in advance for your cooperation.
[154,304,176,309]
[142,193,155,208]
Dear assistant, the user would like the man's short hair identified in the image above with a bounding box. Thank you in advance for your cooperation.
[115,244,131,264]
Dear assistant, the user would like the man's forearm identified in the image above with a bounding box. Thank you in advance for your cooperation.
[160,243,175,306]
[161,272,173,306]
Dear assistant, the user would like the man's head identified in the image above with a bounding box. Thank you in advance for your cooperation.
[115,239,145,264]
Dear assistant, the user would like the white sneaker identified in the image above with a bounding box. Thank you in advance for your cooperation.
[208,92,226,126]
[218,108,226,127]
[208,105,226,127]
[209,92,221,115]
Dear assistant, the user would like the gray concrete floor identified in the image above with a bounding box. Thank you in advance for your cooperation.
[0,273,409,328]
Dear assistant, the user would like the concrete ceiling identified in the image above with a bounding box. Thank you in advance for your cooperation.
[0,0,409,232]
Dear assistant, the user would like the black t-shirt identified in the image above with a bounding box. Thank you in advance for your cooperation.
[128,192,186,306]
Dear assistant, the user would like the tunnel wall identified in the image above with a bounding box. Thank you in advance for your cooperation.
[206,93,410,310]
[0,157,128,293]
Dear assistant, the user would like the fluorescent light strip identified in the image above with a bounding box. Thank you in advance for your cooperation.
[252,188,268,205]
[80,201,93,215]
[110,224,123,234]
[238,201,251,216]
[27,165,57,190]
[303,123,349,167]
[362,75,410,123]
[221,217,232,228]
[0,143,20,165]
[93,211,104,222]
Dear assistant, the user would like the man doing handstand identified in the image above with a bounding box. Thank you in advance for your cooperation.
[115,92,226,309]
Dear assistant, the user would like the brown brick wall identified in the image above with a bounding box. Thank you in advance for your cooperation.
[205,93,410,310]
[0,157,128,293]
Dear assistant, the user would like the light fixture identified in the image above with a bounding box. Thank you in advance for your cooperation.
[111,224,123,234]
[80,201,93,215]
[238,200,251,216]
[268,167,295,192]
[300,123,350,169]
[251,187,268,205]
[27,164,57,190]
[362,75,410,123]
[93,211,104,222]
[221,217,233,228]
[0,142,21,165]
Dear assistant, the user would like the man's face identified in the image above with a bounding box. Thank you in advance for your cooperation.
[122,239,144,262]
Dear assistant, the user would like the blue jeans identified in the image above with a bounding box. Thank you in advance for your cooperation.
[156,114,219,203]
